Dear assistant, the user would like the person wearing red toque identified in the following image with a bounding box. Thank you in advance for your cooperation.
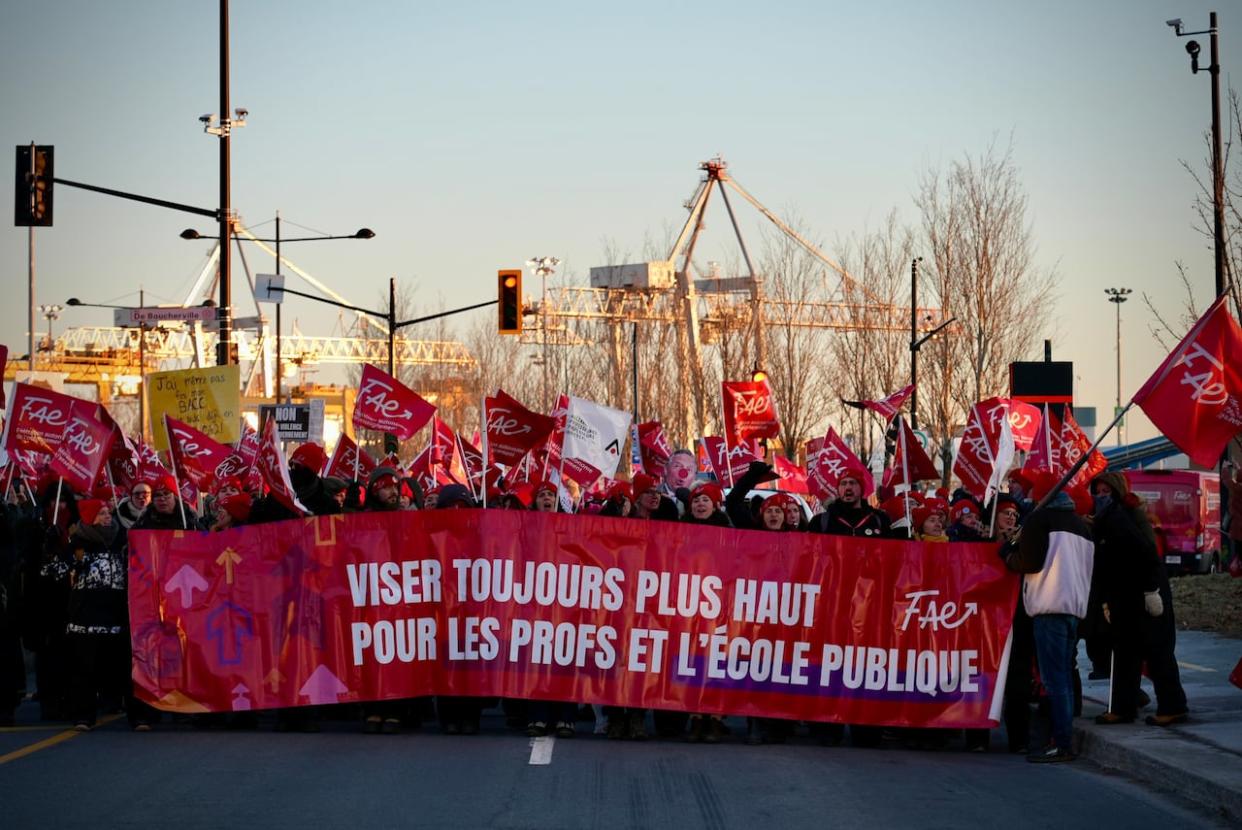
[808,463,889,539]
[251,442,340,523]
[599,481,633,517]
[631,474,679,521]
[682,482,730,528]
[131,475,200,531]
[210,493,253,531]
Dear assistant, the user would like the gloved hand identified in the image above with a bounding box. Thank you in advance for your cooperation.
[747,461,773,478]
[1144,591,1164,618]
[1102,603,1111,625]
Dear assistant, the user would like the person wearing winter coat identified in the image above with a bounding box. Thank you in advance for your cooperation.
[42,500,132,730]
[808,463,890,538]
[681,483,731,528]
[114,482,152,530]
[1088,471,1188,727]
[631,474,680,522]
[1001,472,1095,763]
[249,442,341,523]
[130,476,203,531]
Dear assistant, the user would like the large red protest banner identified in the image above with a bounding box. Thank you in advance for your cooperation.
[128,512,1019,727]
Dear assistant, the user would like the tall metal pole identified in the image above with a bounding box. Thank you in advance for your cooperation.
[542,270,549,411]
[388,276,396,378]
[1210,11,1226,298]
[632,321,639,422]
[1115,298,1123,446]
[1105,287,1131,446]
[139,289,148,443]
[27,226,35,372]
[909,257,921,430]
[275,212,282,401]
[216,0,233,367]
[27,142,36,372]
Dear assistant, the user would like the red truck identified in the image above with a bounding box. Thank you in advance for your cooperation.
[1123,470,1222,575]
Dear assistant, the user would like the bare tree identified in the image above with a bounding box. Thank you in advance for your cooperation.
[1181,87,1242,319]
[916,139,1057,466]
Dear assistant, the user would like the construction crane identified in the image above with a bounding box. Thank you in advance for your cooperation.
[7,221,477,402]
[522,157,949,440]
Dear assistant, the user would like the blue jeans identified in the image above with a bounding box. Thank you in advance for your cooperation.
[1032,614,1079,752]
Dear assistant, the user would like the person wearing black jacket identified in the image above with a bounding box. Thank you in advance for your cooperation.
[682,483,731,528]
[1088,471,1188,727]
[42,500,130,730]
[808,463,889,539]
[249,442,341,524]
[130,476,203,531]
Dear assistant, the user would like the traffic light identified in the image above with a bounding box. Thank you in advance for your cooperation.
[752,368,767,384]
[14,145,54,227]
[498,269,522,334]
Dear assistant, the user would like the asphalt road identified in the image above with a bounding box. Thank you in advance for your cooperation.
[0,707,1228,830]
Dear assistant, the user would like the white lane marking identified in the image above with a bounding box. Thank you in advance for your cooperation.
[1178,661,1217,673]
[528,736,556,765]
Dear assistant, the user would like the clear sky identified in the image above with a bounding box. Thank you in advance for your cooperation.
[1,0,1234,444]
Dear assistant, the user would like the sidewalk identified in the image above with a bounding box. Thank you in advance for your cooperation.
[1074,629,1242,823]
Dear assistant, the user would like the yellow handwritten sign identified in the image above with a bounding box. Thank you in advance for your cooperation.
[147,365,241,451]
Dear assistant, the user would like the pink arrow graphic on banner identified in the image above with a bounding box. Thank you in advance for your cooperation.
[231,683,252,711]
[298,664,349,705]
[164,564,209,607]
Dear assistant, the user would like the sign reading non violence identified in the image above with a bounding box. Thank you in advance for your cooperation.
[258,400,325,444]
[129,512,1019,727]
[146,366,241,451]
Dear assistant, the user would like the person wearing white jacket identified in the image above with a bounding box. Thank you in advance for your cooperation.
[1001,473,1095,764]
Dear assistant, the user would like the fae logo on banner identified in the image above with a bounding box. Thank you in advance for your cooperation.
[147,365,241,451]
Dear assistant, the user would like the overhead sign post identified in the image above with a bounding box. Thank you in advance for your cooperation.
[258,400,325,444]
[147,365,242,451]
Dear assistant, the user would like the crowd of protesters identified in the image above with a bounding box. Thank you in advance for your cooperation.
[0,439,1189,761]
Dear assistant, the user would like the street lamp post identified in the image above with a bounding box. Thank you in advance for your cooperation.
[1168,14,1227,298]
[526,256,561,411]
[1105,287,1132,446]
[181,223,375,398]
[38,304,62,363]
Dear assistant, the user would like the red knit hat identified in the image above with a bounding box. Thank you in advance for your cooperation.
[836,462,869,488]
[881,493,922,523]
[219,493,252,523]
[1028,471,1061,505]
[605,481,632,502]
[290,442,327,474]
[764,493,798,513]
[77,499,106,525]
[950,497,980,524]
[153,474,178,495]
[923,497,950,519]
[531,478,558,497]
[632,474,658,498]
[692,483,723,508]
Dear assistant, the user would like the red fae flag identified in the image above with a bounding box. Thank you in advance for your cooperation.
[721,380,781,444]
[353,364,436,441]
[772,454,810,495]
[561,457,603,491]
[165,415,246,492]
[257,416,309,515]
[1023,404,1062,475]
[856,384,914,422]
[700,436,732,486]
[886,417,940,488]
[485,390,556,466]
[637,421,673,478]
[48,401,116,493]
[325,434,377,483]
[812,428,874,499]
[1132,295,1242,468]
[3,383,78,455]
[1061,407,1107,489]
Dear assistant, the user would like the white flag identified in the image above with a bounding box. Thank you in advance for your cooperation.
[562,396,632,477]
[983,411,1016,508]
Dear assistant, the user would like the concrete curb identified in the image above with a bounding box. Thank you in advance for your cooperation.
[1074,721,1242,823]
